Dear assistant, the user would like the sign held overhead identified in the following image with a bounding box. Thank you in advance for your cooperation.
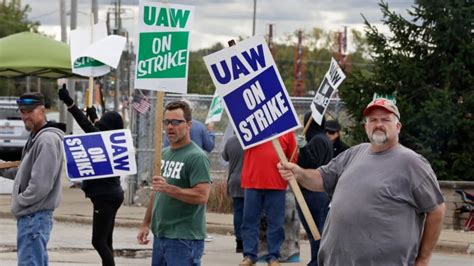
[134,1,194,93]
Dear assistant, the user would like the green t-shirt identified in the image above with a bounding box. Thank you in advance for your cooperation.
[151,142,211,240]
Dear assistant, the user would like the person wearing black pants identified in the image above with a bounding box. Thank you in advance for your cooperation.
[58,85,124,266]
[91,197,123,265]
[296,113,333,266]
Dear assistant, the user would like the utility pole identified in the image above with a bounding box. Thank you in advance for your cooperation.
[252,0,257,36]
[66,0,77,134]
[267,24,275,57]
[92,0,99,23]
[59,0,67,124]
[114,0,122,112]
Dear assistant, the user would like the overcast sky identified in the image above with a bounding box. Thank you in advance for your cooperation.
[22,0,415,51]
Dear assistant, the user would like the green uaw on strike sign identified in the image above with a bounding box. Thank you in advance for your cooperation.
[135,1,194,93]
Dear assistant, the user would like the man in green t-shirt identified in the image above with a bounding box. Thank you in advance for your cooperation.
[137,101,211,266]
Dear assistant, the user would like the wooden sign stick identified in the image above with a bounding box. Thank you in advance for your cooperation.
[86,77,94,108]
[272,139,321,240]
[153,91,165,176]
[0,161,21,170]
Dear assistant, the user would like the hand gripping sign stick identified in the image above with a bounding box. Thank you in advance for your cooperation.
[271,139,320,240]
[227,39,321,240]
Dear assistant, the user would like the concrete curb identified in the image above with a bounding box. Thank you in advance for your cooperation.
[1,211,472,255]
[435,241,473,255]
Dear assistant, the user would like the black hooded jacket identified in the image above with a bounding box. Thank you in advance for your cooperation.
[67,105,124,200]
[297,112,333,169]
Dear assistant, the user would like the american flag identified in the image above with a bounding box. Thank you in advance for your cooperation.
[132,95,151,114]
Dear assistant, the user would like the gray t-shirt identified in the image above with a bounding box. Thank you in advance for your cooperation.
[222,135,244,198]
[318,143,444,266]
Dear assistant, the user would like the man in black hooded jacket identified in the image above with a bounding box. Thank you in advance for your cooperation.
[59,85,124,266]
[296,112,333,266]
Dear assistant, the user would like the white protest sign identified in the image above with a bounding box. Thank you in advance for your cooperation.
[70,22,126,77]
[203,36,301,149]
[63,129,137,181]
[134,1,194,93]
[205,93,224,124]
[310,58,346,125]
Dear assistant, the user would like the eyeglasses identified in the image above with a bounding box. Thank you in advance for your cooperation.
[16,98,41,105]
[162,119,186,126]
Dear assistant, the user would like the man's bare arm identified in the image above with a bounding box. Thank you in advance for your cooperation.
[415,203,446,266]
[152,176,210,205]
[278,162,325,192]
[137,192,155,245]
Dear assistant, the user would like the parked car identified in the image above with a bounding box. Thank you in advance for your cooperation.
[0,97,28,160]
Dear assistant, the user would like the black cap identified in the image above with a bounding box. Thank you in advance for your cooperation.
[325,120,340,132]
[17,92,45,110]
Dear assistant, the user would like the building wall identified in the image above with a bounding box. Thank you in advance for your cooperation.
[439,181,474,230]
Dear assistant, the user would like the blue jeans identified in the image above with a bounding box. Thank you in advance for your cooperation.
[242,189,285,262]
[233,197,244,241]
[17,210,53,266]
[296,187,329,266]
[151,237,204,266]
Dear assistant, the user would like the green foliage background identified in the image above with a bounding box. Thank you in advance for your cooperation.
[2,0,472,181]
[339,1,474,181]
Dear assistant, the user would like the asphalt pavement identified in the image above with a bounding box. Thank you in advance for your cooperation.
[0,176,473,265]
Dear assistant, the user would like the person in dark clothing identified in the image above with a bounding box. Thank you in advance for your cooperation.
[296,112,333,266]
[58,85,124,266]
[325,120,349,157]
[222,134,245,253]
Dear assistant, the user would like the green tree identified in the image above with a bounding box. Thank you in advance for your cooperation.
[0,0,38,38]
[188,42,225,94]
[339,0,474,181]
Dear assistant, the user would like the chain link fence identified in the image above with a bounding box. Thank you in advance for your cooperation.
[126,93,346,204]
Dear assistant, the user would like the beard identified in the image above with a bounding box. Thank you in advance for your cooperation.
[370,130,388,145]
[23,121,33,132]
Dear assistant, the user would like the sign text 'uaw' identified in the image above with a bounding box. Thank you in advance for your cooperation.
[134,1,194,93]
[63,129,137,181]
[203,36,301,149]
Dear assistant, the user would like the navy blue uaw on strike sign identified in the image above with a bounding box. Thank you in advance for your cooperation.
[203,36,301,149]
[63,129,137,181]
[223,66,298,148]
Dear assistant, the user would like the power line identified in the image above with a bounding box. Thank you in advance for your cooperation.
[30,9,59,20]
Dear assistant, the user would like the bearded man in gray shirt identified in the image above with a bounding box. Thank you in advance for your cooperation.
[278,98,445,266]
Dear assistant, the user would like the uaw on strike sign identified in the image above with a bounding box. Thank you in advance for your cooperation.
[134,1,194,93]
[204,36,301,149]
[63,129,137,181]
[310,58,346,125]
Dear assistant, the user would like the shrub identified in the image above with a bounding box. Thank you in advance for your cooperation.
[207,178,232,213]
